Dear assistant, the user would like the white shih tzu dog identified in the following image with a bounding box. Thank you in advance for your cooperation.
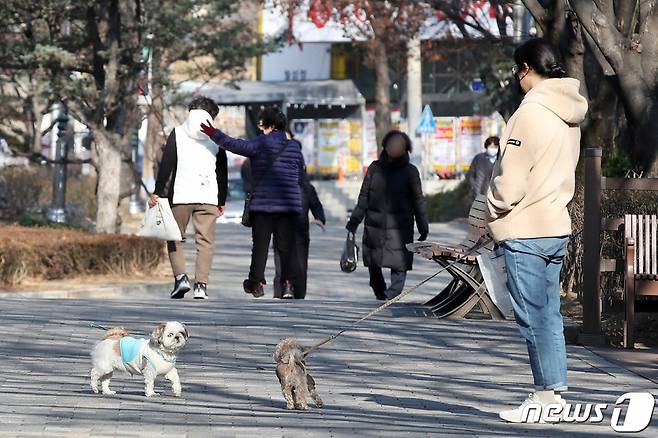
[90,321,189,397]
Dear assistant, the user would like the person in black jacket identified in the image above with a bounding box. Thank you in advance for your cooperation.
[467,136,499,198]
[346,130,429,300]
[273,135,326,299]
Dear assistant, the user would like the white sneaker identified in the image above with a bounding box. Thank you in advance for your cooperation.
[193,283,208,300]
[499,391,564,423]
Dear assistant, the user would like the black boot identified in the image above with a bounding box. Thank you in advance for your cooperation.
[243,279,265,298]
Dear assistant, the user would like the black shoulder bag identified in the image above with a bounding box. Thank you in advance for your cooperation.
[241,143,288,227]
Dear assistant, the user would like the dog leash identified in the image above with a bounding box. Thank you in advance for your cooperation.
[88,322,111,331]
[302,235,494,358]
[87,322,148,336]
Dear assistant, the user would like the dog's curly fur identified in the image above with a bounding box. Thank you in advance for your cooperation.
[273,339,323,410]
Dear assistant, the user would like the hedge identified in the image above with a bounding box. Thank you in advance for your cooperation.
[0,226,164,287]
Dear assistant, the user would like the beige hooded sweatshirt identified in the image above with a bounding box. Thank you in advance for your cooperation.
[486,78,588,242]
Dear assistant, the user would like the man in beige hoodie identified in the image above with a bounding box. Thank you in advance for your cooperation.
[487,38,588,423]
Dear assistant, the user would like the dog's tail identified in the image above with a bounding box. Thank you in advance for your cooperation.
[102,327,129,340]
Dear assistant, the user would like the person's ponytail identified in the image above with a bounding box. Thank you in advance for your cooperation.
[546,63,567,78]
[514,38,568,79]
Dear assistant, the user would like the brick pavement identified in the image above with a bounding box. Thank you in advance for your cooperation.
[0,298,657,437]
[1,223,657,436]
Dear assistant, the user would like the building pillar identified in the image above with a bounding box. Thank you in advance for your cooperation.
[406,36,422,138]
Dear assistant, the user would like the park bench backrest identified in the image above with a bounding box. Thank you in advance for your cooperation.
[625,214,658,276]
[464,195,494,252]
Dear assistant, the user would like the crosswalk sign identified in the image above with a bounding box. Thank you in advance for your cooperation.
[417,105,436,134]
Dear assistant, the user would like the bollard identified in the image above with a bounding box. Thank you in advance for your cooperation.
[580,147,605,345]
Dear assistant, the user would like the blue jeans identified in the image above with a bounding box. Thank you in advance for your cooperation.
[503,237,569,392]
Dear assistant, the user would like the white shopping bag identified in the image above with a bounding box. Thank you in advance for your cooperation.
[477,248,514,318]
[136,198,182,241]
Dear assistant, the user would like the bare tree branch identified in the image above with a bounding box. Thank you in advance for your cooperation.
[521,0,549,32]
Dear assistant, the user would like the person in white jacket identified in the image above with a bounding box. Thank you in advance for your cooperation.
[150,97,228,300]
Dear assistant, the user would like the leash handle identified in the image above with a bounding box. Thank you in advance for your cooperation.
[302,235,493,357]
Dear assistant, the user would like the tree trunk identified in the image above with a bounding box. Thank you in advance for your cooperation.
[372,40,392,151]
[94,133,122,233]
[142,45,165,188]
[143,89,165,187]
[636,104,658,176]
[30,106,44,155]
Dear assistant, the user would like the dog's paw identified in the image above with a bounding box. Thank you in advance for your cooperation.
[173,391,182,398]
[286,404,295,410]
[91,387,99,394]
[297,405,309,411]
[145,391,159,398]
[102,389,116,395]
[315,401,324,408]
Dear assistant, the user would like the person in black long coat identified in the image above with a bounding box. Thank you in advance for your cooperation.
[346,130,429,300]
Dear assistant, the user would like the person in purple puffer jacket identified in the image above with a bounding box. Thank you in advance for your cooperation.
[201,108,304,299]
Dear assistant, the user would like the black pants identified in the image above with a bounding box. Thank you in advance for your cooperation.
[368,266,407,300]
[273,232,309,299]
[249,212,298,286]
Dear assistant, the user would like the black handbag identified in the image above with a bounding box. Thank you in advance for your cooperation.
[241,142,288,227]
[340,232,359,273]
[241,192,254,227]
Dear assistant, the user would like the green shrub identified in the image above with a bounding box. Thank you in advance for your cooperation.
[604,151,635,178]
[425,181,472,222]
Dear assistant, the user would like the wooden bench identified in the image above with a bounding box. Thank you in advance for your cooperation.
[407,195,504,320]
[581,148,658,344]
[623,214,658,348]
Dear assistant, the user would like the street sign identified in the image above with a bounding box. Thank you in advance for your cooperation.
[470,78,485,93]
[417,104,436,134]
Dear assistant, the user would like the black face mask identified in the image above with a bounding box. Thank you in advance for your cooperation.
[513,67,532,96]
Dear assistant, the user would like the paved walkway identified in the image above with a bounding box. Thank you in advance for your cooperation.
[181,222,466,302]
[1,299,657,437]
[0,223,657,436]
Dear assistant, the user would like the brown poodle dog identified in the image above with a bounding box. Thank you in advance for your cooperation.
[273,339,323,410]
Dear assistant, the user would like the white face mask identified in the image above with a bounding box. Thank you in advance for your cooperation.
[486,146,499,157]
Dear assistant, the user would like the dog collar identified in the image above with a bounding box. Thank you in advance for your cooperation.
[155,349,177,364]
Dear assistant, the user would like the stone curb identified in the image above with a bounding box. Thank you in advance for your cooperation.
[0,281,169,299]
